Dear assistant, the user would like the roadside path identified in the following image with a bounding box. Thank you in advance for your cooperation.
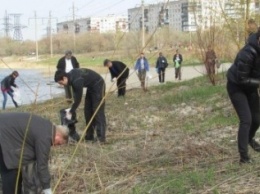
[103,63,232,92]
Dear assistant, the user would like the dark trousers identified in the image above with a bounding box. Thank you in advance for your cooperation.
[158,68,165,83]
[0,145,22,194]
[227,81,260,158]
[85,82,106,142]
[64,85,72,100]
[175,67,181,80]
[117,77,127,97]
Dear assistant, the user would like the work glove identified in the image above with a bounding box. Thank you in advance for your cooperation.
[42,188,52,194]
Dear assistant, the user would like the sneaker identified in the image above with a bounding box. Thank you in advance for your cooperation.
[249,139,260,152]
[69,131,80,142]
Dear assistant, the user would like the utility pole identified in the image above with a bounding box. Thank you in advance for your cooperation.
[45,12,57,58]
[9,13,26,41]
[49,11,53,58]
[72,2,76,52]
[3,10,11,38]
[35,11,39,61]
[28,11,40,61]
[141,0,145,48]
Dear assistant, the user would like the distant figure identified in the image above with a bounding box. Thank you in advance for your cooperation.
[57,50,80,103]
[246,19,258,43]
[156,52,168,83]
[1,71,19,110]
[0,112,69,194]
[173,49,183,80]
[205,45,217,83]
[104,59,129,97]
[135,52,150,91]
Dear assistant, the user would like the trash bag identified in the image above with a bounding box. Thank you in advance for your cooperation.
[60,108,77,126]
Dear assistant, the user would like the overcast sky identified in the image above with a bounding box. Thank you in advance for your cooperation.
[0,0,161,40]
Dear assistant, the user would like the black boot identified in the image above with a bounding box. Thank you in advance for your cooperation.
[69,129,80,142]
[249,139,260,152]
[239,153,252,164]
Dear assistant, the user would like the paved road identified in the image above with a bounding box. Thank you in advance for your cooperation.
[103,63,232,92]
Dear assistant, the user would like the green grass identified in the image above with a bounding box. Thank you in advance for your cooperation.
[132,168,216,194]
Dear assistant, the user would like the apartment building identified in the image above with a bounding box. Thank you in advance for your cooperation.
[128,0,258,32]
[57,15,128,34]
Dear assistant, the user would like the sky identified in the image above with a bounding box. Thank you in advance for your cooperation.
[1,0,160,40]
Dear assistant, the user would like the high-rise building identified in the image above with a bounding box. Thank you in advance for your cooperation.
[57,15,128,34]
[128,0,258,33]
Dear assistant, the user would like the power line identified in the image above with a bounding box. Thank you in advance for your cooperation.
[9,13,26,41]
[3,10,11,38]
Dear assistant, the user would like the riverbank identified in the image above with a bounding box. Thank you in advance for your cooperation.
[4,73,260,193]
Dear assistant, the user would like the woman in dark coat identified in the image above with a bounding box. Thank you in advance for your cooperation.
[227,29,260,163]
[1,71,19,110]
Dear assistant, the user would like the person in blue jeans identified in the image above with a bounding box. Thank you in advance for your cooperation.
[135,52,150,91]
[1,71,19,110]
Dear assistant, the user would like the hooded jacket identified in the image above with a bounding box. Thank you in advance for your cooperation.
[1,75,17,91]
[227,33,260,88]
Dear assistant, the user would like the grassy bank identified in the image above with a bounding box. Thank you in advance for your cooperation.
[0,49,218,73]
[2,74,260,193]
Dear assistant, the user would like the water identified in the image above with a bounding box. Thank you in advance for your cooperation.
[0,69,64,108]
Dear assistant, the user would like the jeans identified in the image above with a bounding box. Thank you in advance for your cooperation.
[227,81,260,159]
[138,69,146,89]
[2,90,18,110]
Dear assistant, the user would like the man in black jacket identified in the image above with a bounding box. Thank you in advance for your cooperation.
[227,30,260,164]
[156,52,168,83]
[0,112,69,194]
[54,68,106,142]
[104,59,129,97]
[56,50,80,102]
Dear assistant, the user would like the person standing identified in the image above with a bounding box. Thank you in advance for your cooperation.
[103,59,129,97]
[156,52,168,83]
[0,112,69,194]
[227,30,260,164]
[56,50,80,102]
[205,45,217,85]
[135,52,150,91]
[54,68,107,143]
[173,50,183,80]
[1,71,19,110]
